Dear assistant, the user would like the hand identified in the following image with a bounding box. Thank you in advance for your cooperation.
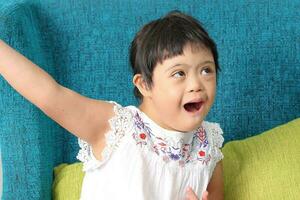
[185,187,209,200]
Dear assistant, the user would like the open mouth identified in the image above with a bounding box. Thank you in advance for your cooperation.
[183,102,203,112]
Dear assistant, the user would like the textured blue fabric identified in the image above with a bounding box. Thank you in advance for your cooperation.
[0,0,299,199]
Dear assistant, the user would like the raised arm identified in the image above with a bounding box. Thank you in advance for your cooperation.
[0,39,114,149]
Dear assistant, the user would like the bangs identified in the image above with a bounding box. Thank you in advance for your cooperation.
[157,40,209,64]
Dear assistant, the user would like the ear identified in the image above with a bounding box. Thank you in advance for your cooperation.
[132,74,152,97]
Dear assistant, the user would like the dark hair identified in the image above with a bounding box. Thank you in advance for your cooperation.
[130,10,220,100]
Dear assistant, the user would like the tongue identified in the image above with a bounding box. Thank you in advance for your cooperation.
[184,102,201,112]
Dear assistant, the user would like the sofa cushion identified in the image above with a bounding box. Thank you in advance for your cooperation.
[222,118,300,200]
[52,118,300,199]
[52,163,84,199]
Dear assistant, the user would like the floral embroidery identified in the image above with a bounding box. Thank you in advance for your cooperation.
[199,151,206,157]
[139,133,147,140]
[192,127,211,165]
[134,113,153,137]
[132,112,211,167]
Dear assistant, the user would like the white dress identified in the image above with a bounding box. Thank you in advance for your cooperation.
[77,102,224,200]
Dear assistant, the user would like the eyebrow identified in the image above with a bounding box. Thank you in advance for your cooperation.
[165,61,215,72]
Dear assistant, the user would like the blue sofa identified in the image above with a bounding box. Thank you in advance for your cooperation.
[0,0,299,199]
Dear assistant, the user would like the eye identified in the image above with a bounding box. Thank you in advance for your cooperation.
[172,71,185,78]
[201,67,214,75]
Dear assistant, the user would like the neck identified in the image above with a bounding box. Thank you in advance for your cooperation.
[138,99,180,132]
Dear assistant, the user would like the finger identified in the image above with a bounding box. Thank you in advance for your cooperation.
[185,187,199,200]
[202,191,209,200]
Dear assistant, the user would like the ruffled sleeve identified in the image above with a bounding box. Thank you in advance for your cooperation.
[202,121,225,164]
[76,101,134,171]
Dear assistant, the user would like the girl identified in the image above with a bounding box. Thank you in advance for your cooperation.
[0,11,224,200]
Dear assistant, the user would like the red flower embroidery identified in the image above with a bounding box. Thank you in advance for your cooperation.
[198,150,206,157]
[139,133,147,140]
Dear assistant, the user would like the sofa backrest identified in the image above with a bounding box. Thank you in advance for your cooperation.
[0,0,299,199]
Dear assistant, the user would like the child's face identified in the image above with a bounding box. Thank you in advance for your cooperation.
[140,43,216,132]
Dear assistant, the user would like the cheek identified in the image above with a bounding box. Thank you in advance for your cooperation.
[207,84,216,103]
[160,83,182,99]
[152,82,182,105]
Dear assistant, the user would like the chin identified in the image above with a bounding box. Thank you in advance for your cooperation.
[177,122,203,133]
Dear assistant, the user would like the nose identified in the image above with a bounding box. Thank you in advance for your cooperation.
[187,74,204,93]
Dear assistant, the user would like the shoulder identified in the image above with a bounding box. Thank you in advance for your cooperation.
[201,121,224,148]
[107,102,136,136]
[198,121,225,166]
[77,102,136,171]
[201,121,223,133]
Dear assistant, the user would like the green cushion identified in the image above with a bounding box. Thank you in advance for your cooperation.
[52,163,84,199]
[52,118,300,200]
[222,118,300,200]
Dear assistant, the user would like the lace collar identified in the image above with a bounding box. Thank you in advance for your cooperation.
[132,106,196,142]
[129,106,210,167]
